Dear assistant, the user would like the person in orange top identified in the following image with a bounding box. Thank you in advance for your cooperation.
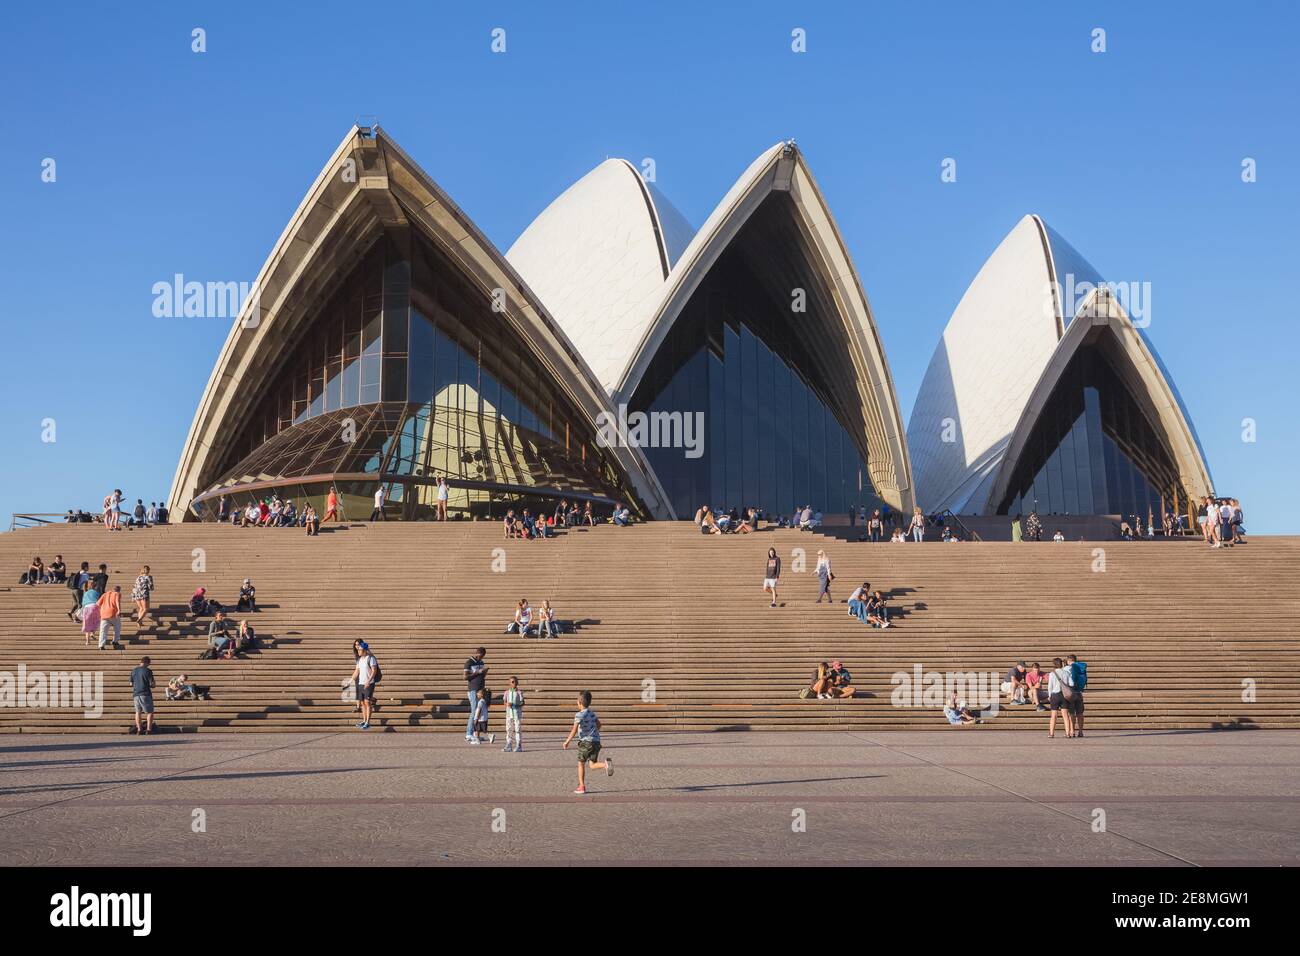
[97,585,124,650]
[324,486,339,522]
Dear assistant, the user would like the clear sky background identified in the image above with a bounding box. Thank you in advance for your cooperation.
[2,1,1296,531]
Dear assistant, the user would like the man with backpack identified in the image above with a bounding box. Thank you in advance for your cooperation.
[66,561,90,621]
[1068,654,1088,737]
[351,641,379,730]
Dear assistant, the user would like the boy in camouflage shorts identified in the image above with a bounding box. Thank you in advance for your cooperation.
[562,690,613,794]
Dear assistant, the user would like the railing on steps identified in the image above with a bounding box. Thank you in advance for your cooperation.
[8,513,67,532]
[932,509,982,542]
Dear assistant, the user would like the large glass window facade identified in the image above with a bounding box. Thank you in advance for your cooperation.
[628,231,875,519]
[997,344,1189,519]
[198,230,638,519]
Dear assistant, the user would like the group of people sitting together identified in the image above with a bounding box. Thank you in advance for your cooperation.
[695,505,758,534]
[846,581,892,628]
[20,555,66,585]
[502,500,633,538]
[803,660,854,699]
[503,598,561,639]
[218,494,320,535]
[188,579,264,658]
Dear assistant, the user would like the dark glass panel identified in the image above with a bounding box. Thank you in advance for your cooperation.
[739,327,757,507]
[408,310,435,404]
[773,356,791,513]
[723,323,742,508]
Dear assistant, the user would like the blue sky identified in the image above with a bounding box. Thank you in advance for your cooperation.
[2,1,1296,531]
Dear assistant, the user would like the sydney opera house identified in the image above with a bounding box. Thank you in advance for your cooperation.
[168,126,1212,525]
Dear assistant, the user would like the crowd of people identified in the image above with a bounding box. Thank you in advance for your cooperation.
[501,499,631,538]
[1198,496,1246,548]
[695,505,758,534]
[61,491,170,528]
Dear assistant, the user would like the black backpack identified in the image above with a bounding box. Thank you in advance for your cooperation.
[371,660,383,683]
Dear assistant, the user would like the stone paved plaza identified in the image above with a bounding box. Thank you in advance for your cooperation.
[1,730,1296,866]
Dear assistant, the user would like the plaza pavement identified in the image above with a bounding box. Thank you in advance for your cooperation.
[0,730,1296,866]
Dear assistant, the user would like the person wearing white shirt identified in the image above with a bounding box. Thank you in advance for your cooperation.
[847,582,870,622]
[1046,656,1076,738]
[436,477,449,521]
[507,599,532,635]
[370,485,386,522]
[351,642,378,730]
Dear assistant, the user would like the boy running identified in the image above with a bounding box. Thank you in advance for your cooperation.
[562,690,613,794]
[502,676,524,752]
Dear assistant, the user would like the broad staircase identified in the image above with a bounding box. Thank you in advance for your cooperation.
[1,522,1296,733]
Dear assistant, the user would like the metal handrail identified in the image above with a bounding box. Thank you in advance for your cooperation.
[8,513,68,532]
[932,509,982,542]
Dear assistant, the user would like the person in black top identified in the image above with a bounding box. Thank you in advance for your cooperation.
[66,561,90,621]
[90,563,109,594]
[763,547,782,608]
[130,656,156,735]
[48,555,66,583]
[464,648,488,742]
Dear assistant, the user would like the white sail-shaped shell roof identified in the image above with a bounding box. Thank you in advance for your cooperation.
[908,215,1212,514]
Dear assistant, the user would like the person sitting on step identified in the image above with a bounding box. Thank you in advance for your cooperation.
[166,674,207,700]
[189,586,218,616]
[847,582,870,623]
[21,556,45,586]
[865,591,891,628]
[808,661,834,699]
[505,598,533,635]
[828,661,854,699]
[943,691,980,725]
[534,599,558,639]
[207,610,235,657]
[1025,663,1049,710]
[237,578,257,612]
[234,619,258,654]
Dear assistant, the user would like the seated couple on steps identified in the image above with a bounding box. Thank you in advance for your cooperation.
[803,661,854,699]
[504,598,559,638]
[847,583,891,628]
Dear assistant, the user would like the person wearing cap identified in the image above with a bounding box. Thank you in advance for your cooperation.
[351,641,378,730]
[130,656,156,734]
[828,661,854,698]
[1004,661,1029,705]
[237,578,257,612]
